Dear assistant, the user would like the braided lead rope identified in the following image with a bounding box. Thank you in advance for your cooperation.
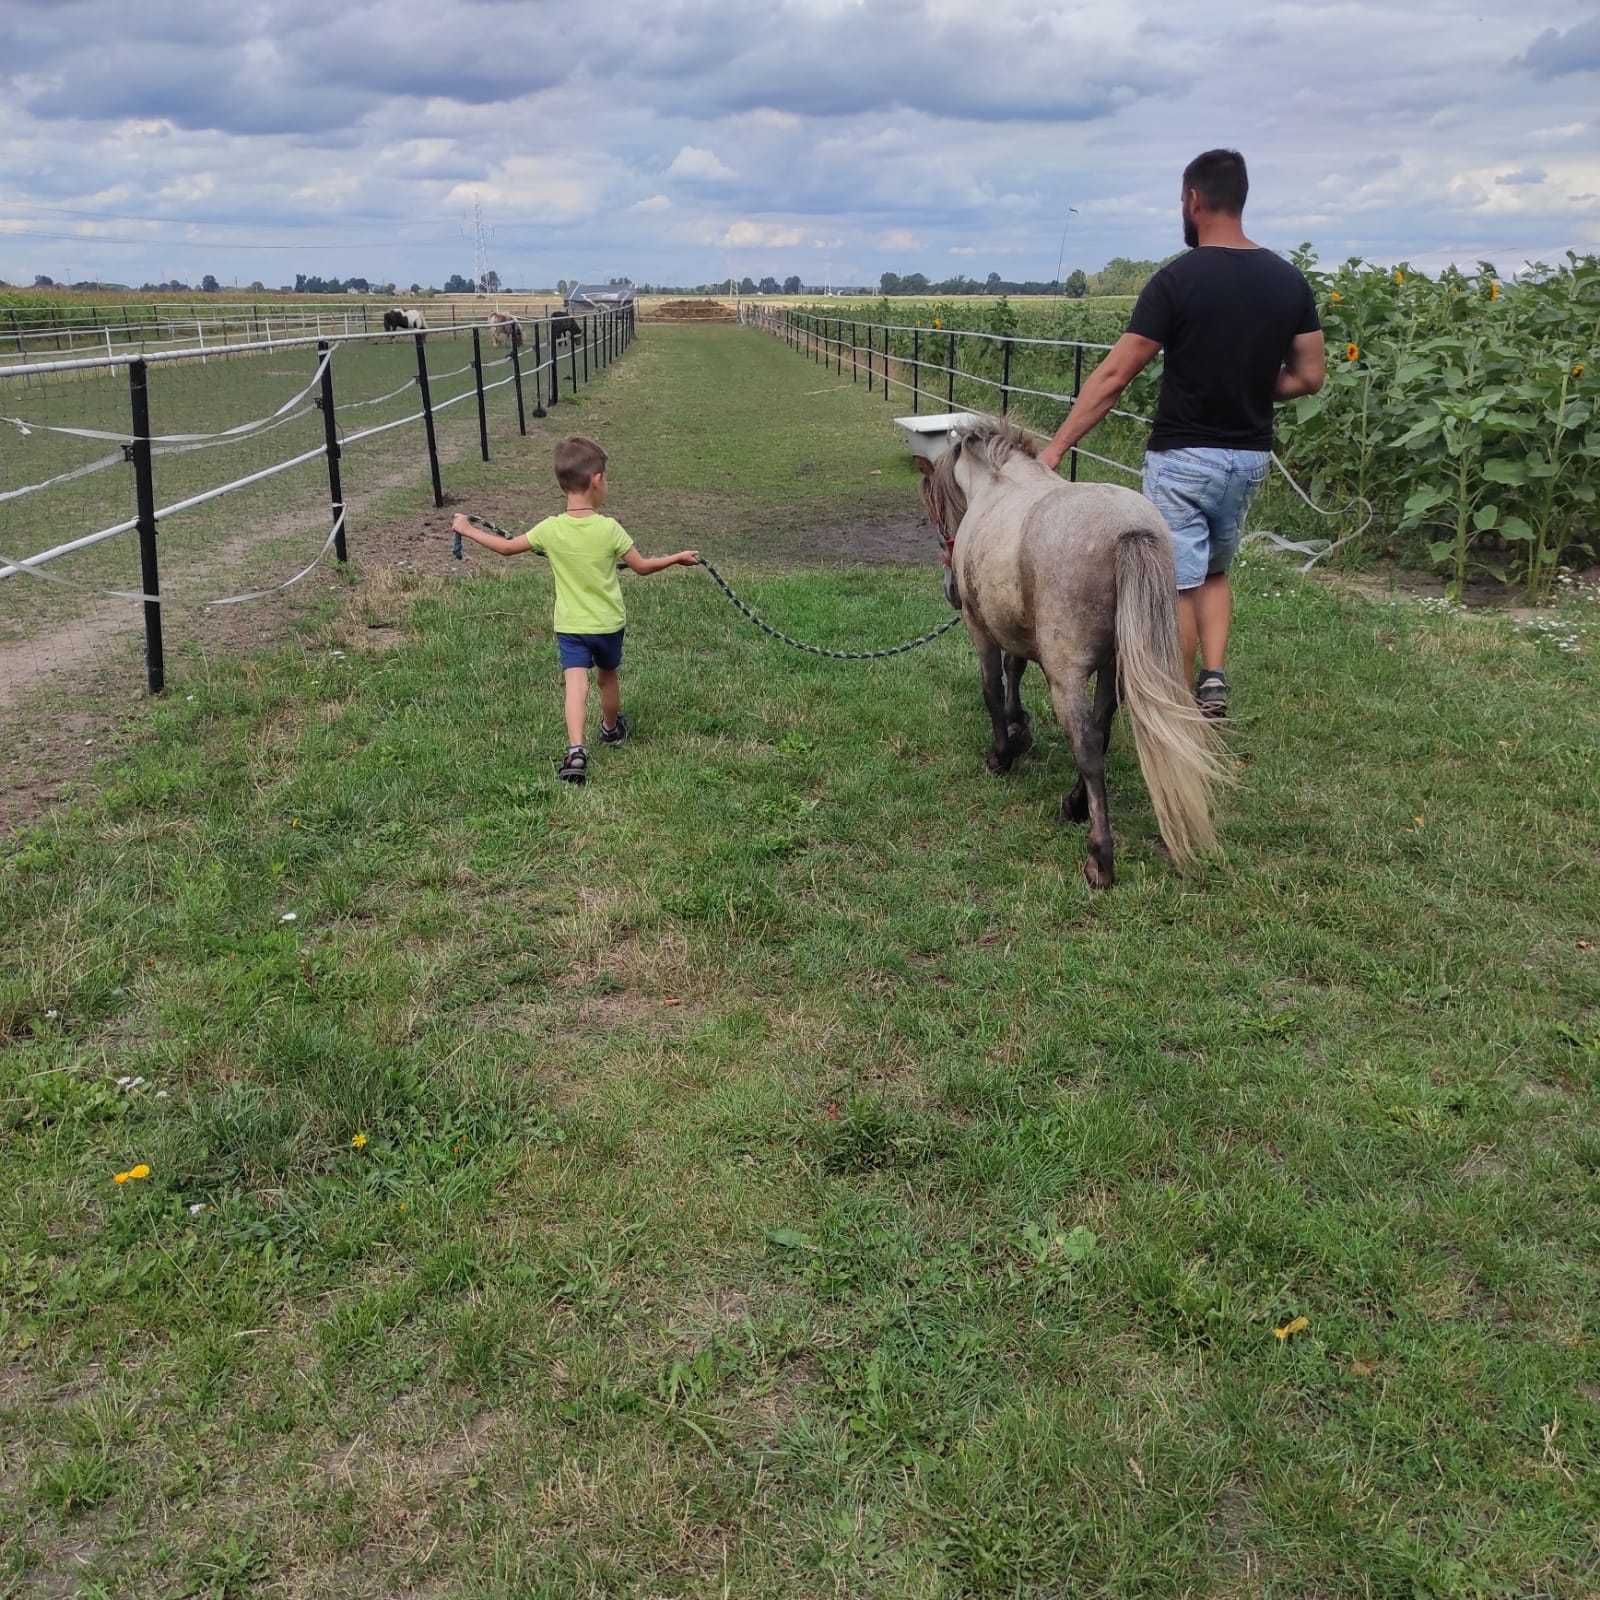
[459,516,963,662]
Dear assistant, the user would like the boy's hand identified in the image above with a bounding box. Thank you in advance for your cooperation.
[451,513,472,535]
[677,550,700,566]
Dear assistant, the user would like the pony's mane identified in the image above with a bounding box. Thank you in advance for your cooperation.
[922,417,1037,542]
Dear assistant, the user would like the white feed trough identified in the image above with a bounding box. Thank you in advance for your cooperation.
[894,411,982,464]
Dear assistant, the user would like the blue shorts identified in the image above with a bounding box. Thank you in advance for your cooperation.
[556,629,625,671]
[1142,447,1272,590]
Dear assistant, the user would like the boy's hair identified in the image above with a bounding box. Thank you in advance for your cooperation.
[555,435,608,492]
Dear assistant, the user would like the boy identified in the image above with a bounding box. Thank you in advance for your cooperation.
[452,435,698,784]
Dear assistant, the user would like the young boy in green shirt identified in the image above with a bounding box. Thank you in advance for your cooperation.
[452,435,698,785]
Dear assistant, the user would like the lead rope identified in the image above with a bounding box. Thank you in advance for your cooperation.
[461,515,963,662]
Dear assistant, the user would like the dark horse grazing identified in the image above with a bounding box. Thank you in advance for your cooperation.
[919,419,1228,890]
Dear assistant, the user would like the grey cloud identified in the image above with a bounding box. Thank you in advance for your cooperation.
[1520,17,1600,76]
[1496,167,1546,185]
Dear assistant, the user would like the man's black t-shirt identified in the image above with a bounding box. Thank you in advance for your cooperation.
[1128,247,1320,453]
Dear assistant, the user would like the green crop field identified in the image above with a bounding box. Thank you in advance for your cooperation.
[2,326,1598,1598]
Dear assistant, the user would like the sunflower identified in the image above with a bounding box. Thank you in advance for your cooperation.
[1488,281,1501,302]
[1329,290,1343,303]
[1573,363,1585,380]
[1393,269,1405,286]
[1346,342,1360,362]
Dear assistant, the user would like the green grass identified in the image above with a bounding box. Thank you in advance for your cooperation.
[2,327,1598,1598]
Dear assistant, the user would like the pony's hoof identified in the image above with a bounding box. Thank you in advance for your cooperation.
[1082,854,1114,891]
[1006,723,1033,758]
[1060,786,1089,825]
[985,749,1014,775]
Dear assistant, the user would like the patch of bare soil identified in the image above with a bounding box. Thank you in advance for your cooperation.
[647,300,736,323]
[1322,558,1600,622]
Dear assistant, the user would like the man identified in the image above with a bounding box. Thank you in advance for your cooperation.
[1039,149,1325,717]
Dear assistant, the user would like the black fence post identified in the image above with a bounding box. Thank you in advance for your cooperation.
[568,324,578,396]
[415,332,444,508]
[1070,345,1083,482]
[127,359,164,694]
[547,312,559,409]
[531,322,547,418]
[883,325,892,402]
[851,321,858,383]
[471,326,490,463]
[947,332,956,412]
[1001,338,1013,416]
[865,324,873,393]
[582,315,590,385]
[314,340,348,563]
[912,327,920,414]
[510,335,527,434]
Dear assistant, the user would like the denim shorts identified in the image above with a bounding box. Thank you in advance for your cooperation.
[555,629,625,671]
[1142,447,1272,590]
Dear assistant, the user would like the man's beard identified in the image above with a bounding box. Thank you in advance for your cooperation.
[1183,211,1199,249]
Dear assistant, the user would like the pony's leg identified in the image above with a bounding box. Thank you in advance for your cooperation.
[1049,669,1115,890]
[1063,659,1118,824]
[1002,654,1032,756]
[973,634,1017,773]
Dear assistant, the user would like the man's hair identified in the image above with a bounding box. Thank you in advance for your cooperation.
[554,434,608,492]
[1182,149,1248,215]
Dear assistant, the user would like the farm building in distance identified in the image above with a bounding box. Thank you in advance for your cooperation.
[565,283,636,311]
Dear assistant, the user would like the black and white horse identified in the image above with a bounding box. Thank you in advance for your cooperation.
[383,306,426,333]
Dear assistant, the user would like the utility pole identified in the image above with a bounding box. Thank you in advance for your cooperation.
[1053,206,1079,296]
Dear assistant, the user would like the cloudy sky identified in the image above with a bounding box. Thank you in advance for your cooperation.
[2,0,1596,290]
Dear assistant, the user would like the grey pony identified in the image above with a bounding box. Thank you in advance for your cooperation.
[920,418,1230,890]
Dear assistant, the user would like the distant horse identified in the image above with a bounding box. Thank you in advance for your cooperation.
[550,312,581,347]
[382,306,427,334]
[488,311,522,349]
[920,418,1228,890]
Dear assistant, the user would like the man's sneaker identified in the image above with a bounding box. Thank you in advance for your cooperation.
[557,744,588,785]
[599,713,630,746]
[1195,669,1230,720]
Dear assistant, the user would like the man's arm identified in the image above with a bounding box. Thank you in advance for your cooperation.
[1274,331,1326,401]
[622,546,699,575]
[452,513,531,556]
[1038,332,1162,472]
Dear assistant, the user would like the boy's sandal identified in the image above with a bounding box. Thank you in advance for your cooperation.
[557,746,588,785]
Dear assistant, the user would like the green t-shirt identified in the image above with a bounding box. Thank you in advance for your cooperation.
[526,512,634,634]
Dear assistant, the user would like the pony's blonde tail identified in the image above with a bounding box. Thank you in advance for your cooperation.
[1114,529,1231,866]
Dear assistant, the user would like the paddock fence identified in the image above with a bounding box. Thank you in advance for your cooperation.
[1,298,570,369]
[1,305,637,695]
[738,303,1155,487]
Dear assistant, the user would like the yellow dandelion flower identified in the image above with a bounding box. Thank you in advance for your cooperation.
[1346,342,1360,363]
[1329,290,1343,303]
[1571,362,1583,379]
[351,1131,368,1149]
[1393,269,1405,285]
[113,1170,131,1184]
[932,318,943,330]
[1274,1315,1310,1341]
[128,1163,150,1180]
[1488,281,1501,302]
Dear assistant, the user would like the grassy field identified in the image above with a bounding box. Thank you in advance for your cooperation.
[3,326,1598,1598]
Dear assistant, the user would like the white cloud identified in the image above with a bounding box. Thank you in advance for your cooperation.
[878,228,919,250]
[631,194,672,212]
[949,245,978,256]
[722,220,805,248]
[668,145,735,180]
